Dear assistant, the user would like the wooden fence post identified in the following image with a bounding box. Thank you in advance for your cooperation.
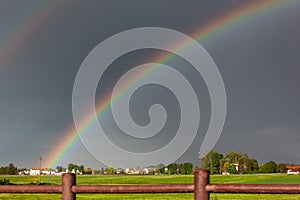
[194,170,209,200]
[62,173,76,200]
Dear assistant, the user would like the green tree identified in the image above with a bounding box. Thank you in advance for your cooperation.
[0,163,17,175]
[242,158,259,174]
[177,163,193,174]
[201,150,224,174]
[68,163,82,174]
[156,163,165,174]
[249,158,259,171]
[107,166,116,174]
[228,164,238,174]
[85,168,93,174]
[226,151,243,164]
[259,161,277,173]
[222,161,230,173]
[178,164,185,174]
[55,166,64,172]
[183,162,193,174]
[68,163,75,172]
[78,165,85,174]
[226,151,245,173]
[223,152,258,174]
[7,163,17,175]
[100,167,105,175]
[167,163,178,174]
[277,163,287,173]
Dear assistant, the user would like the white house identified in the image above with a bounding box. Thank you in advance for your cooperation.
[30,168,40,176]
[19,170,30,175]
[233,163,239,172]
[41,170,55,175]
[29,168,56,176]
[287,166,300,175]
[287,169,299,175]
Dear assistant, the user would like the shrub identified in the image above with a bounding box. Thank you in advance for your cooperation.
[0,178,10,185]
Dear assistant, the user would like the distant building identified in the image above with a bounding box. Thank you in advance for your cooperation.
[29,168,55,176]
[30,168,40,176]
[233,163,239,172]
[125,168,143,174]
[41,170,55,175]
[19,170,30,175]
[71,169,82,175]
[124,167,156,175]
[286,166,300,174]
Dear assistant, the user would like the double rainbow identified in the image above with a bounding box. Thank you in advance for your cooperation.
[2,1,293,168]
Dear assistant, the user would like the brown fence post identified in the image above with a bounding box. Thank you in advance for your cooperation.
[62,173,76,200]
[194,170,209,200]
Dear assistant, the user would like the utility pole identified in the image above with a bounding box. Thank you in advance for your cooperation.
[38,156,42,184]
[210,152,213,175]
[198,152,201,169]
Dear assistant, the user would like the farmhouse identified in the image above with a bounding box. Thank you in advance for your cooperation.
[19,170,30,175]
[41,169,55,175]
[286,165,300,174]
[29,168,56,176]
[29,168,40,176]
[124,167,156,175]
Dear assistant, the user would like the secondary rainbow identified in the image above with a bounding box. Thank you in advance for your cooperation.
[47,0,297,168]
[0,1,63,67]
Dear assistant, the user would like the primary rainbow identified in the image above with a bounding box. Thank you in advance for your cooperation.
[47,0,297,168]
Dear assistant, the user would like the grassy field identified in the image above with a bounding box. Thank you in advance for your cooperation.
[1,174,300,199]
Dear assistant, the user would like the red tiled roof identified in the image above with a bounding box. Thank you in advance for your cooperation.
[286,165,300,169]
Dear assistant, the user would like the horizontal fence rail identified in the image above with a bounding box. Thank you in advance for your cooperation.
[72,184,194,193]
[0,185,61,193]
[206,184,300,194]
[1,170,300,199]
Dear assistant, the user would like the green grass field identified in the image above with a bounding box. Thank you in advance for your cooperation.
[1,174,300,199]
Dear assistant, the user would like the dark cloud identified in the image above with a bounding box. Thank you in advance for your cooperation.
[0,0,299,168]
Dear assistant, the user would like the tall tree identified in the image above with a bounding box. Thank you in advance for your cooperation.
[78,165,85,174]
[100,167,105,175]
[85,168,93,174]
[277,163,287,173]
[202,150,224,174]
[259,161,277,173]
[167,163,178,174]
[7,163,17,175]
[67,163,83,174]
[156,163,165,174]
[107,166,116,174]
[0,163,17,175]
[248,158,259,172]
[55,166,64,172]
[183,162,193,174]
[226,151,243,165]
[219,152,258,174]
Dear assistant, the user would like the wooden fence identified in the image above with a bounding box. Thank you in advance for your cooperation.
[1,170,300,199]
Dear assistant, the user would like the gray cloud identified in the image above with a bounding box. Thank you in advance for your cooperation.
[0,0,299,168]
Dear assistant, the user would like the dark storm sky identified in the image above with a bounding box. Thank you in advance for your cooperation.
[0,0,299,168]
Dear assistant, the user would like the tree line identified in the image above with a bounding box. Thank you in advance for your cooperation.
[0,150,297,175]
[201,150,292,174]
[0,163,17,175]
[88,162,194,175]
[158,162,194,174]
[55,163,94,175]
